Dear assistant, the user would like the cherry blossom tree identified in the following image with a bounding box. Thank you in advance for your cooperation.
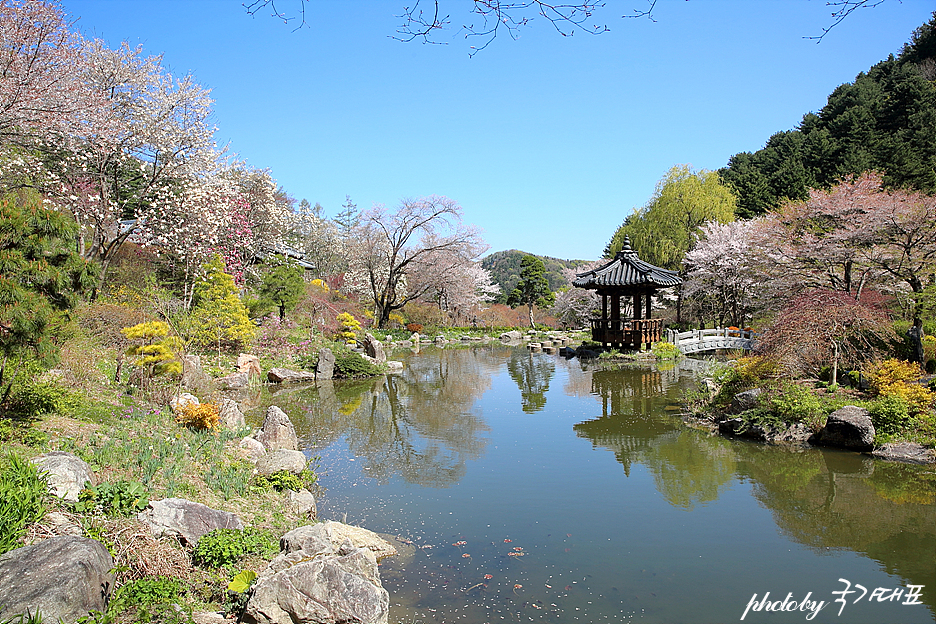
[552,261,602,329]
[0,1,113,146]
[347,196,487,328]
[684,220,762,328]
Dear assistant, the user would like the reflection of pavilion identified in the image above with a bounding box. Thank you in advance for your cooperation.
[573,368,679,475]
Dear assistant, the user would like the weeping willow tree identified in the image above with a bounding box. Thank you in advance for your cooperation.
[605,165,737,324]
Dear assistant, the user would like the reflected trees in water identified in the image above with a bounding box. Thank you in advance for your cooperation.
[507,351,555,413]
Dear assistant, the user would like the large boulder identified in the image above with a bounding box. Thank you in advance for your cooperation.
[499,330,522,341]
[216,371,250,390]
[313,521,397,561]
[30,451,94,502]
[811,405,875,451]
[237,353,262,377]
[872,442,936,464]
[170,393,199,413]
[0,536,114,624]
[255,406,299,452]
[284,488,317,519]
[181,354,212,395]
[728,388,763,414]
[245,522,389,624]
[267,368,316,384]
[257,449,308,476]
[138,498,243,545]
[362,334,386,364]
[240,436,267,462]
[218,397,246,430]
[315,349,335,380]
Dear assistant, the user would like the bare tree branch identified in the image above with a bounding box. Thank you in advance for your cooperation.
[243,0,307,30]
[805,0,888,42]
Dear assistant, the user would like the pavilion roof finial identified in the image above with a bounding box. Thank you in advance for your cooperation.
[616,236,636,258]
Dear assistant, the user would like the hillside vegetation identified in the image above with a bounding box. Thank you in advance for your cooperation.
[481,250,592,303]
[720,14,936,218]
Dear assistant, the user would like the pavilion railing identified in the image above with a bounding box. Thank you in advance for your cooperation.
[589,318,664,346]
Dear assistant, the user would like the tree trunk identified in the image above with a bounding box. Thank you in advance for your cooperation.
[527,304,535,328]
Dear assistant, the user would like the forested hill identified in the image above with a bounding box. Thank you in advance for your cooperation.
[481,250,591,302]
[720,14,936,219]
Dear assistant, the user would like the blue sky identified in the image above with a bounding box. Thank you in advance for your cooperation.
[60,0,934,261]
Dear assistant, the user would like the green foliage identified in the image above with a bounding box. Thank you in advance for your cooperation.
[227,569,258,617]
[481,250,585,302]
[767,382,824,430]
[333,347,382,379]
[193,527,279,569]
[121,321,182,377]
[74,480,148,516]
[259,260,305,321]
[711,356,780,405]
[228,569,258,593]
[0,358,75,420]
[0,453,47,555]
[0,192,96,368]
[869,394,912,437]
[0,611,44,624]
[506,255,555,327]
[651,341,681,360]
[604,165,736,267]
[254,468,316,492]
[95,576,189,624]
[720,16,936,218]
[190,255,256,352]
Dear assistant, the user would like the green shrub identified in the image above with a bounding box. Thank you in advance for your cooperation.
[333,348,382,379]
[651,341,681,360]
[0,359,75,420]
[193,527,279,569]
[869,394,912,436]
[74,480,148,516]
[254,469,316,492]
[768,383,824,429]
[102,576,188,624]
[0,453,47,555]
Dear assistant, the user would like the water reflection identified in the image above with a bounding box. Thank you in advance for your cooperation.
[506,350,555,413]
[248,349,935,622]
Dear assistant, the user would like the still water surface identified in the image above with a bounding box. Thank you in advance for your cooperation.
[251,345,935,623]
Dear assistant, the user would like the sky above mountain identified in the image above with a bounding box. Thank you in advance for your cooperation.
[61,0,935,260]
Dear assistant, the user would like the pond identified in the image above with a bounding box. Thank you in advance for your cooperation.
[248,345,935,624]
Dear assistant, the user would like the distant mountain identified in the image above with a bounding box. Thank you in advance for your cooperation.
[481,250,592,303]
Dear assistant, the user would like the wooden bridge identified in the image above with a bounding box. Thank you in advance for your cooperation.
[665,328,756,354]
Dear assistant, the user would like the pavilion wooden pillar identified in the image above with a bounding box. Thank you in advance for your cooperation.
[633,294,642,320]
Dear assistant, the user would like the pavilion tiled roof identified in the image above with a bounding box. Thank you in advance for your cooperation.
[573,237,682,290]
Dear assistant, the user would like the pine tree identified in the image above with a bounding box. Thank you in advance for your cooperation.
[0,192,95,399]
[190,255,256,363]
[506,255,555,328]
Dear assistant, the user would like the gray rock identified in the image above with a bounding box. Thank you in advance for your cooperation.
[138,498,243,545]
[315,521,398,561]
[316,348,335,380]
[363,333,386,364]
[872,442,936,464]
[268,367,316,384]
[218,397,246,430]
[285,488,317,519]
[31,452,94,502]
[257,449,308,476]
[255,406,299,451]
[240,436,267,461]
[0,536,114,624]
[237,353,262,376]
[44,512,83,537]
[216,371,250,390]
[181,354,212,395]
[170,393,199,413]
[245,549,388,624]
[811,405,875,451]
[499,330,522,341]
[718,417,767,441]
[729,388,763,414]
[385,361,403,374]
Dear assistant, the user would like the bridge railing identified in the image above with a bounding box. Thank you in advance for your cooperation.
[666,327,756,351]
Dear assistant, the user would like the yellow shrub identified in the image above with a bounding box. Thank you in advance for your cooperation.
[865,358,934,415]
[176,403,220,431]
[310,279,329,293]
[336,312,361,345]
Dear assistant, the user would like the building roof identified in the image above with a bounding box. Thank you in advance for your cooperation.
[572,237,682,291]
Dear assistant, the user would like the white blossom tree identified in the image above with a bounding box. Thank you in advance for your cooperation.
[348,196,487,328]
